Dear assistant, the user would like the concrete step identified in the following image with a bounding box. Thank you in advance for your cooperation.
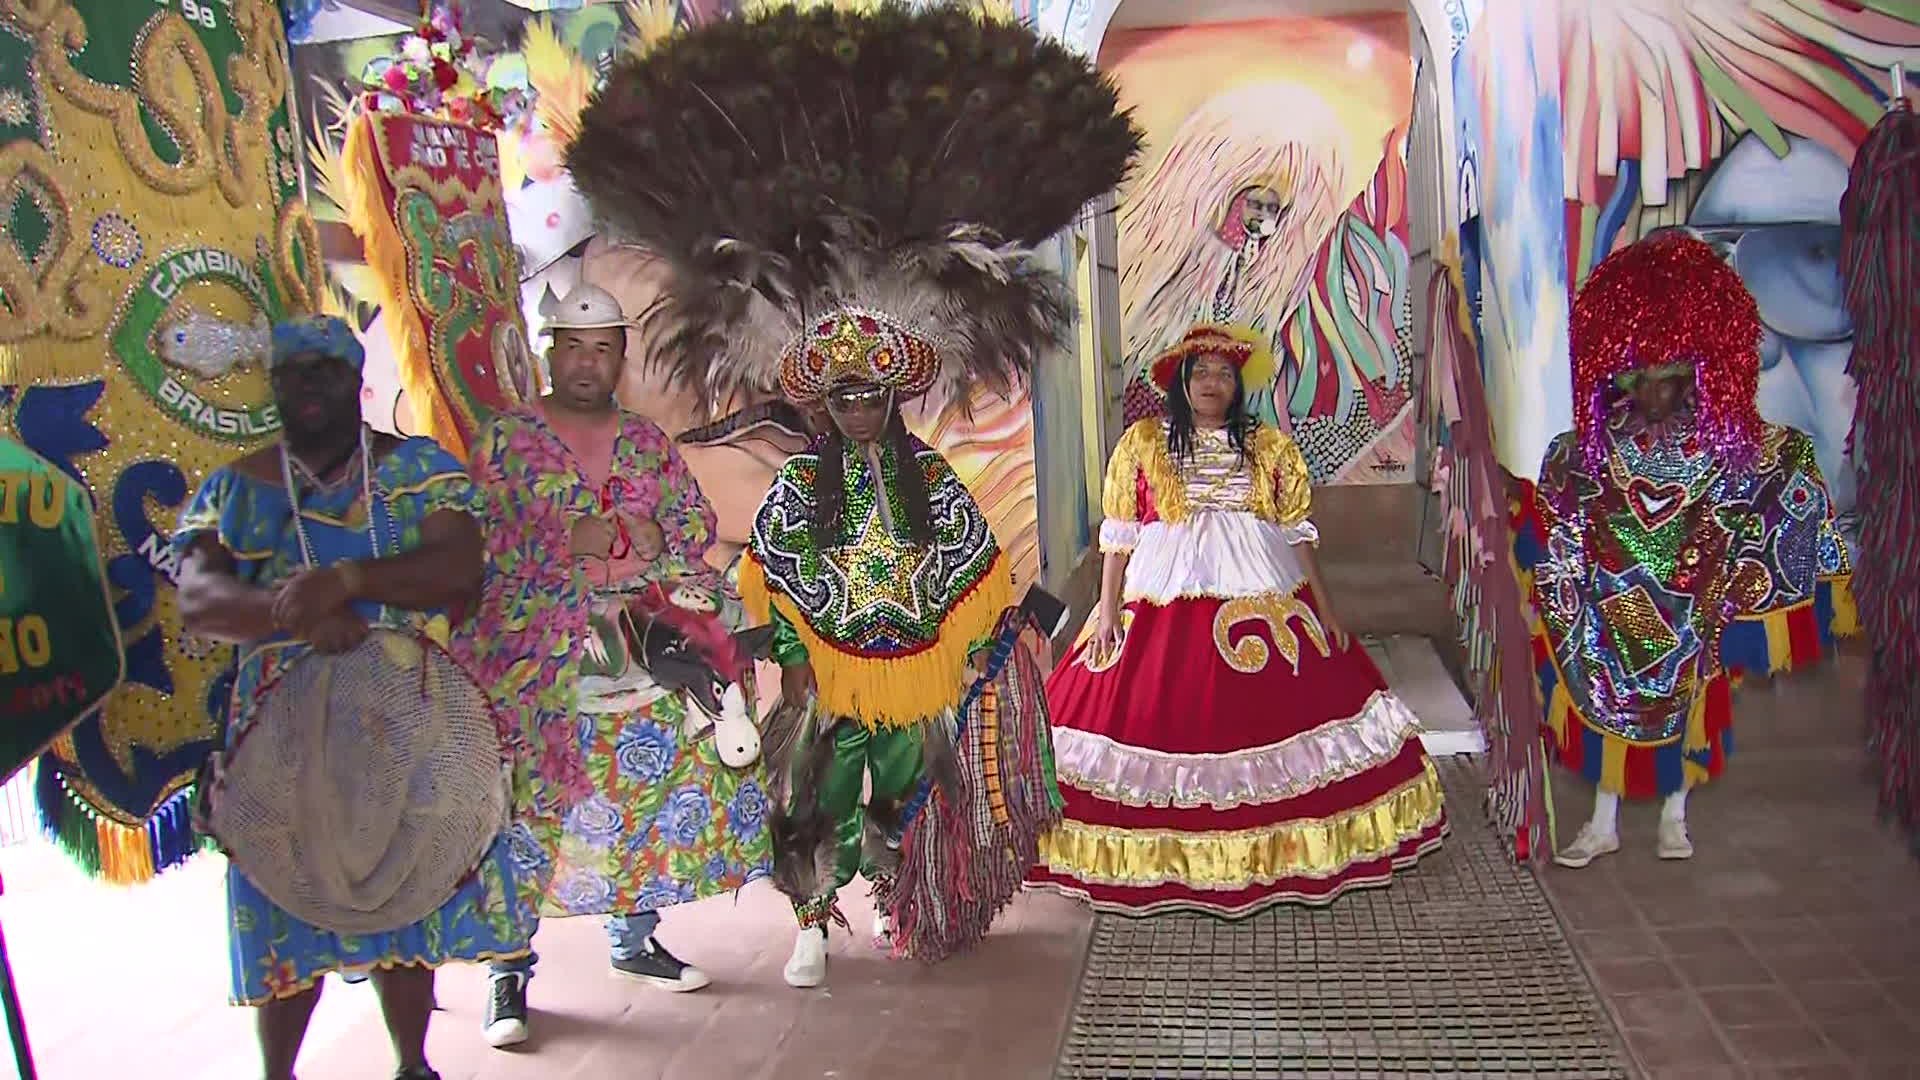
[1362,634,1486,757]
[1321,559,1451,640]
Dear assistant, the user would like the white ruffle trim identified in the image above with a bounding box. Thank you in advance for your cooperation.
[1120,511,1317,603]
[1099,518,1139,553]
[1053,690,1425,809]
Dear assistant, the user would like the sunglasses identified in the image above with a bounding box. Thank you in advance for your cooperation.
[824,386,891,412]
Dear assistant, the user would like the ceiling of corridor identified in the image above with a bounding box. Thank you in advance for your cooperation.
[1108,0,1407,30]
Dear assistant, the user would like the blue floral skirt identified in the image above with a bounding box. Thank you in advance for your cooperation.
[226,833,535,1005]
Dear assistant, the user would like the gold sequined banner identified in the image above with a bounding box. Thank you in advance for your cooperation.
[0,0,323,881]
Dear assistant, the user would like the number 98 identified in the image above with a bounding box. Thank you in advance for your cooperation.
[158,0,219,31]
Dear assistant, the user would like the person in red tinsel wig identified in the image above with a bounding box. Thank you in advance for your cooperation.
[1511,231,1855,869]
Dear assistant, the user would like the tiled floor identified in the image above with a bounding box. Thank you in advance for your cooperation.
[1540,650,1920,1078]
[0,851,1088,1079]
[4,648,1914,1079]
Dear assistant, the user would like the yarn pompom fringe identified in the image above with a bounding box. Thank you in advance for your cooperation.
[887,610,1061,963]
[34,763,212,884]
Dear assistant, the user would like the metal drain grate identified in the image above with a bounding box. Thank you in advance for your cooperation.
[1053,758,1630,1079]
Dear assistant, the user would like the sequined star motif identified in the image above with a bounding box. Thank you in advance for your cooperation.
[824,501,927,636]
[818,316,877,377]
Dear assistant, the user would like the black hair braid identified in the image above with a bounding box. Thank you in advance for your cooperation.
[810,433,849,549]
[886,410,935,545]
[808,403,934,548]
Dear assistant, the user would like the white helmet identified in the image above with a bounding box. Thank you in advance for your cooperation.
[538,282,634,335]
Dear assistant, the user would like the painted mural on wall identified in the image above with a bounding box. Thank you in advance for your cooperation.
[1555,0,1920,527]
[1450,0,1568,481]
[292,0,1045,584]
[1101,14,1419,485]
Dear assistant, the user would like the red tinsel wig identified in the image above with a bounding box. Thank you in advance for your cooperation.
[1571,231,1763,472]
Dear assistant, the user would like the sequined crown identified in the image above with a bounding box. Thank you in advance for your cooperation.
[778,308,942,404]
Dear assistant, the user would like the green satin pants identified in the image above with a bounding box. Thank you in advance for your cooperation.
[811,719,925,903]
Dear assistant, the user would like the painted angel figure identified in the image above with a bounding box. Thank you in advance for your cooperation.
[1118,84,1348,375]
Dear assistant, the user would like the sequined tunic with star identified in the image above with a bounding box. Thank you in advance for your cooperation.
[1029,419,1448,918]
[739,434,1013,926]
[1515,419,1854,798]
[741,434,1009,730]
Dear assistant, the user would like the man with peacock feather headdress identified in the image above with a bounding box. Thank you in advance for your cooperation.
[566,0,1140,987]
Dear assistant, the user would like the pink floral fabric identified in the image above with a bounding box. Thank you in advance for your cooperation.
[457,409,770,917]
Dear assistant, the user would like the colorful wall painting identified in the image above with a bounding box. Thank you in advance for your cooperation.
[1450,0,1568,481]
[1556,0,1920,526]
[293,1,1050,588]
[1100,13,1420,485]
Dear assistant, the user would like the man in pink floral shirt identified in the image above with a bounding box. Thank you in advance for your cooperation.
[459,284,774,1049]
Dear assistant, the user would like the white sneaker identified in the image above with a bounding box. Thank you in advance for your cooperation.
[1553,824,1621,868]
[783,928,828,989]
[873,911,893,942]
[1657,818,1694,860]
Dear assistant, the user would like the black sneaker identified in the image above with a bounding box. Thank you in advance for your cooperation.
[610,938,712,992]
[395,1068,440,1080]
[483,971,529,1049]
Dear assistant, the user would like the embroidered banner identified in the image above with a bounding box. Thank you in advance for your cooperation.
[0,438,122,783]
[0,0,323,880]
[341,111,532,462]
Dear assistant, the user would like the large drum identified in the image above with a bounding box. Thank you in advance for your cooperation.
[201,628,510,936]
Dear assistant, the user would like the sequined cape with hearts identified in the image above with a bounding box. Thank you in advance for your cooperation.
[1518,421,1852,796]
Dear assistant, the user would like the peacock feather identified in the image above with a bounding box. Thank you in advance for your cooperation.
[566,0,1143,407]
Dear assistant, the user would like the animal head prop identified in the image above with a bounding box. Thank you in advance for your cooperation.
[565,1,1143,411]
[621,579,776,769]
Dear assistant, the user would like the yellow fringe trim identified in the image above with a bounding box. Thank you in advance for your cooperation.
[1827,573,1860,639]
[739,552,773,626]
[1038,759,1446,888]
[739,550,1012,729]
[340,115,467,461]
[93,816,158,884]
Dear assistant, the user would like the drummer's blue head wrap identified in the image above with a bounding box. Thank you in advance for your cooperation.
[271,316,365,372]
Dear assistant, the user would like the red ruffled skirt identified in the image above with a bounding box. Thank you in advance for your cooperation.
[1028,589,1447,917]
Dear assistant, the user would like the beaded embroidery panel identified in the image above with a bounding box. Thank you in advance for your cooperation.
[750,438,1000,657]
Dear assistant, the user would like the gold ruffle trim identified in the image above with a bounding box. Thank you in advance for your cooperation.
[1038,759,1445,889]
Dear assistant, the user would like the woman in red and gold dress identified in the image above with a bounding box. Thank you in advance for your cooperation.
[1028,326,1448,916]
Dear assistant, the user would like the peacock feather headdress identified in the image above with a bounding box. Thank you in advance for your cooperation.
[565,1,1142,406]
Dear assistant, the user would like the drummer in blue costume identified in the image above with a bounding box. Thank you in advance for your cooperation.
[173,316,533,1080]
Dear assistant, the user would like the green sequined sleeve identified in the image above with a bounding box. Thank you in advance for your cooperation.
[771,606,810,667]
